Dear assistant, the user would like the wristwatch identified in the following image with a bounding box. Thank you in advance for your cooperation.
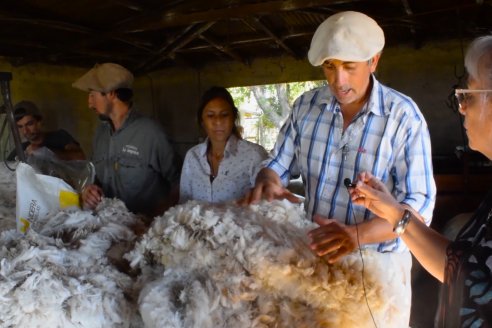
[393,209,412,236]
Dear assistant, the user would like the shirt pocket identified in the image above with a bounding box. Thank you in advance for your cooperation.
[116,155,151,193]
[354,146,392,179]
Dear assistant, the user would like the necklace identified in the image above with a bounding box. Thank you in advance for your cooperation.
[207,149,224,182]
[210,152,223,161]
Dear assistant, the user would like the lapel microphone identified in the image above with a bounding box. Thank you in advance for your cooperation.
[344,178,356,189]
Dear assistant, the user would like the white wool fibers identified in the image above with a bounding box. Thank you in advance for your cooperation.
[0,198,142,328]
[128,200,407,328]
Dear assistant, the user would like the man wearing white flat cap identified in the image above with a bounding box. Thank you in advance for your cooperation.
[242,11,436,324]
[73,63,180,219]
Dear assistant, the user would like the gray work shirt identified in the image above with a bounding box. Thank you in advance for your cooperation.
[92,109,180,217]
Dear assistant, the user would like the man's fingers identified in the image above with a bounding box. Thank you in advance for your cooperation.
[84,193,99,204]
[324,247,348,264]
[88,190,102,202]
[83,195,98,209]
[355,183,382,200]
[358,171,377,185]
[237,190,252,206]
[238,184,303,206]
[309,238,340,257]
[250,185,265,204]
[352,195,368,207]
[308,221,339,240]
[81,184,103,209]
[283,190,303,203]
[313,215,335,226]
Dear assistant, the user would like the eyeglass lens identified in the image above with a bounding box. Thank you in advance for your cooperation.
[455,93,465,109]
[455,93,474,109]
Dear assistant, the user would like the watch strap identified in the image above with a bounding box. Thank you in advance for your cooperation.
[393,209,412,236]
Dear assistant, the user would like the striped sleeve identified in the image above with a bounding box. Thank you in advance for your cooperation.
[265,97,302,186]
[392,101,436,225]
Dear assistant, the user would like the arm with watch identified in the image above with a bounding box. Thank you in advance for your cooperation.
[351,171,450,282]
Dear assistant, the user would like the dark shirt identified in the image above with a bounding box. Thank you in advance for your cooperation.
[7,129,79,161]
[91,110,180,217]
[436,189,492,327]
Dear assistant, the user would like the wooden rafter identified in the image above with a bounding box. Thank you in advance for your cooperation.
[0,0,487,72]
[0,11,92,34]
[0,11,154,54]
[400,0,422,48]
[110,0,144,12]
[122,0,363,32]
[199,34,245,63]
[133,24,197,72]
[110,0,187,30]
[251,17,298,58]
[138,22,216,72]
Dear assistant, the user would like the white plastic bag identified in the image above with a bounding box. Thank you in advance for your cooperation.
[16,162,80,233]
[26,147,95,193]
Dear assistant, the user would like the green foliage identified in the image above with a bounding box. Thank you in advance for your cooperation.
[289,80,327,102]
[230,80,326,126]
[229,86,251,105]
[228,80,326,149]
[259,113,276,129]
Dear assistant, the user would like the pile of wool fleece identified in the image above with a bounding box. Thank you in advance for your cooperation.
[127,200,406,328]
[0,162,17,232]
[0,198,143,328]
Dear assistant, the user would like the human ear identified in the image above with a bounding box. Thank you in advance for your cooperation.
[369,53,381,73]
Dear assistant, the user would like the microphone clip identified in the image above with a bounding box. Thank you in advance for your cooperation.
[344,178,356,189]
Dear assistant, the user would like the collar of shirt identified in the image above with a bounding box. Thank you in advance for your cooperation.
[104,108,140,135]
[118,108,140,130]
[318,75,390,118]
[198,134,240,159]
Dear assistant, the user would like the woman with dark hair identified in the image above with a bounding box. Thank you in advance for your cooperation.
[351,36,492,327]
[179,86,268,203]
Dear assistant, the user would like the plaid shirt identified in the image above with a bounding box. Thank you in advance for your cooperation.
[266,76,436,252]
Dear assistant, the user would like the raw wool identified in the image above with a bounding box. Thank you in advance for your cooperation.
[0,198,143,328]
[0,163,16,232]
[128,200,406,328]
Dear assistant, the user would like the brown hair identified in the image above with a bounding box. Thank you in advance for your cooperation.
[197,86,241,138]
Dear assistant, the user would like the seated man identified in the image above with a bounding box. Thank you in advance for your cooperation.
[7,100,85,161]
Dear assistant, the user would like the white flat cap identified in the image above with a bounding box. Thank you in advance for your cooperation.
[308,11,385,66]
[72,63,134,93]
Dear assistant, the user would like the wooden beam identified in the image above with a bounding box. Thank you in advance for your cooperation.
[183,37,272,51]
[0,11,154,54]
[0,12,92,34]
[199,34,245,63]
[1,45,137,67]
[182,29,313,52]
[122,0,364,32]
[400,0,422,48]
[169,24,215,55]
[138,22,215,72]
[110,0,144,12]
[110,0,186,29]
[251,17,298,58]
[133,24,197,72]
[82,33,154,53]
[240,18,259,33]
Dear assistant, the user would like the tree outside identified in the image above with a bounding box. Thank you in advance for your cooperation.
[229,80,326,150]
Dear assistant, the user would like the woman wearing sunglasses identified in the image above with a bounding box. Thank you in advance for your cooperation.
[350,36,492,327]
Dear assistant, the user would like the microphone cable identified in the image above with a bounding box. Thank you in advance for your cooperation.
[345,179,378,328]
